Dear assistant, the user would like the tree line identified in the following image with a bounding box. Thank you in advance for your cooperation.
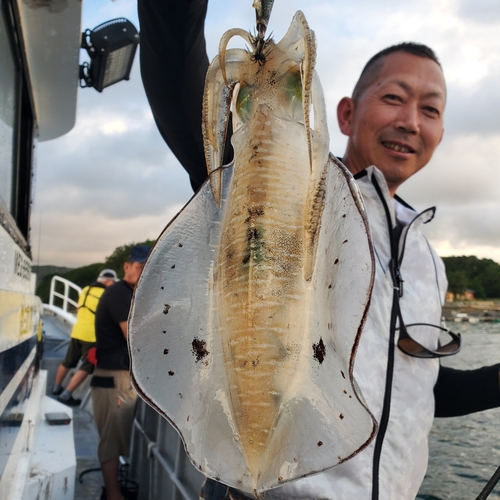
[36,240,154,304]
[36,249,500,303]
[443,256,500,299]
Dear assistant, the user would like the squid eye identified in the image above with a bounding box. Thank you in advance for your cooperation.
[235,82,253,122]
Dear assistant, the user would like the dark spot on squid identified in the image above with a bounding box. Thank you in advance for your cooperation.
[343,239,348,244]
[334,259,339,265]
[179,393,182,398]
[163,349,169,355]
[178,243,183,247]
[187,415,189,421]
[349,395,352,398]
[247,227,259,242]
[278,476,283,482]
[328,284,332,289]
[342,214,346,218]
[171,264,176,269]
[293,458,298,463]
[313,338,326,364]
[328,323,332,330]
[160,286,164,290]
[192,338,209,362]
[317,441,323,447]
[168,371,174,376]
[339,413,344,420]
[163,330,166,334]
[199,466,203,471]
[341,370,346,379]
[137,348,140,352]
[251,359,259,367]
[343,390,347,394]
[163,304,171,314]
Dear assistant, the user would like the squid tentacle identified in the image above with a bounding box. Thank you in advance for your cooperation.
[203,49,249,205]
[219,28,253,85]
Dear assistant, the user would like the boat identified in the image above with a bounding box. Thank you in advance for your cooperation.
[0,0,193,497]
[0,0,83,498]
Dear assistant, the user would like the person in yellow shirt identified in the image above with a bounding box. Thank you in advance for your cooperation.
[52,269,118,406]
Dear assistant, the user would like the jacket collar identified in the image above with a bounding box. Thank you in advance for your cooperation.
[354,166,435,229]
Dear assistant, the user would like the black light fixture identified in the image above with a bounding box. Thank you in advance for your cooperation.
[80,18,139,92]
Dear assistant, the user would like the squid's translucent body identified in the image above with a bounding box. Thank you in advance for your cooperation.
[129,8,376,498]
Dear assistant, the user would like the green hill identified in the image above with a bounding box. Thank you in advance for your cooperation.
[35,239,154,304]
[32,265,73,288]
[35,246,500,303]
[442,256,500,299]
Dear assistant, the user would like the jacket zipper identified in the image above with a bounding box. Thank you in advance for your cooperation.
[370,175,403,500]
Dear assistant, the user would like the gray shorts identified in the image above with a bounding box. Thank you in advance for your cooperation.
[90,368,137,463]
[62,338,95,373]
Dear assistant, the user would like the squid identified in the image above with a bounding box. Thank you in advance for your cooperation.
[129,2,376,497]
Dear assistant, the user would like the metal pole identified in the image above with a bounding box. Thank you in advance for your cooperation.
[49,277,55,306]
[133,419,194,500]
[476,464,500,500]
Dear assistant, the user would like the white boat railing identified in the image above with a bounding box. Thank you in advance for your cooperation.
[48,275,81,313]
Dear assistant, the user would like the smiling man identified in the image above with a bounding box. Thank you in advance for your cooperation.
[337,46,446,195]
[138,2,500,499]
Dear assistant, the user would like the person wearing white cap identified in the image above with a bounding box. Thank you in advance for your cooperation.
[52,268,118,406]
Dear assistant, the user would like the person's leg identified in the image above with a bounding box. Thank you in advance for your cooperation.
[58,340,95,405]
[101,458,124,500]
[92,369,125,500]
[52,364,69,394]
[65,369,89,392]
[52,339,80,394]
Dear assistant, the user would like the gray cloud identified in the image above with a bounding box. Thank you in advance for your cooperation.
[456,0,500,24]
[421,201,500,259]
[33,0,500,267]
[444,74,500,136]
[35,62,194,220]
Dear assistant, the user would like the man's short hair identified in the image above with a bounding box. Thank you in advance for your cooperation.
[351,42,442,104]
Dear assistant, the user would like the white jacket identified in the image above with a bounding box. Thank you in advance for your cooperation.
[270,166,447,500]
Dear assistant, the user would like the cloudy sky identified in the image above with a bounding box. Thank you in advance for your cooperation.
[32,0,500,267]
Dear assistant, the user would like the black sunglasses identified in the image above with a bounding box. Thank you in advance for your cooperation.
[397,322,461,359]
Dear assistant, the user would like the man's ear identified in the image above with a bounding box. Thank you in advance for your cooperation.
[337,97,355,136]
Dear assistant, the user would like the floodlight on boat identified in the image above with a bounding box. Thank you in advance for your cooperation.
[79,18,139,92]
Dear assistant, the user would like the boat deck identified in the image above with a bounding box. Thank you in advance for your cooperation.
[42,311,104,500]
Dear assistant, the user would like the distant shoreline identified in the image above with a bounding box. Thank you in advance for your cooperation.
[443,300,500,322]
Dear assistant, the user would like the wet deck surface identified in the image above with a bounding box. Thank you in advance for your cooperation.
[44,386,105,500]
[72,406,104,500]
[43,311,104,500]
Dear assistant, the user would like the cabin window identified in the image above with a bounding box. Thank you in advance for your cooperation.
[0,7,17,212]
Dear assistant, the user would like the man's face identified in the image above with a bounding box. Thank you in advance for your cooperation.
[123,261,144,287]
[338,52,446,195]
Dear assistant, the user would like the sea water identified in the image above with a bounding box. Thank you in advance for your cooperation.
[417,321,500,500]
